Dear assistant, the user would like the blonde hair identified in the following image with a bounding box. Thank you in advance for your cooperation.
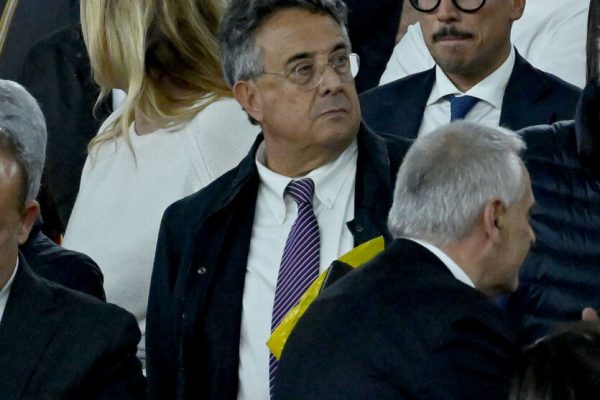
[81,0,231,150]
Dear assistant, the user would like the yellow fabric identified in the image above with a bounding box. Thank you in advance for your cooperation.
[267,236,385,359]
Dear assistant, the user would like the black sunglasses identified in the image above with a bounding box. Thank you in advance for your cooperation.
[409,0,486,13]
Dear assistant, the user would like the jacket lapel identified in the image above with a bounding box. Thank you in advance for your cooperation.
[0,257,64,399]
[349,125,405,245]
[500,51,551,130]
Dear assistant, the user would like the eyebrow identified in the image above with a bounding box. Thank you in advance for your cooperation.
[284,41,349,66]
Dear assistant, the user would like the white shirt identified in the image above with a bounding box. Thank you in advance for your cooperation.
[417,47,515,137]
[408,238,475,288]
[379,0,588,88]
[237,140,358,400]
[64,98,259,362]
[0,259,19,324]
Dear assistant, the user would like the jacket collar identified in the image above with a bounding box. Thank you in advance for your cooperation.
[500,50,552,128]
[223,125,398,244]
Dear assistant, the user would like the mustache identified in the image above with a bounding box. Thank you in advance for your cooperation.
[433,25,473,41]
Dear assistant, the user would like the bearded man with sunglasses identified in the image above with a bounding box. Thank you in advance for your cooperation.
[360,0,580,138]
[145,1,411,399]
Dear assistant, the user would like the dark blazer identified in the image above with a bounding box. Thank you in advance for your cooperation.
[274,239,519,400]
[506,81,600,344]
[146,126,412,400]
[21,24,112,236]
[0,0,79,81]
[0,257,145,399]
[360,51,581,138]
[345,0,403,93]
[20,218,106,301]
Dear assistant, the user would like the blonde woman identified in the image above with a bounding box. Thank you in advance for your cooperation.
[63,0,259,364]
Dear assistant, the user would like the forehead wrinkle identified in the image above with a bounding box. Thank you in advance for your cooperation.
[284,40,349,66]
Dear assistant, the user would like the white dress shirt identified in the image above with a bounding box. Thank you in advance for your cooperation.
[237,140,358,400]
[379,0,588,88]
[0,259,19,324]
[408,238,475,288]
[417,47,515,137]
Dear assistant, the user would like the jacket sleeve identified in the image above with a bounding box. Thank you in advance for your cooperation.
[91,308,146,400]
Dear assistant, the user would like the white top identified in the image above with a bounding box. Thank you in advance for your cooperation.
[237,140,357,400]
[0,259,18,324]
[418,47,515,137]
[379,0,588,88]
[408,238,475,288]
[63,98,260,361]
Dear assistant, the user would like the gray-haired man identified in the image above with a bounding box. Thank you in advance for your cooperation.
[0,80,145,399]
[275,121,535,400]
[146,0,411,399]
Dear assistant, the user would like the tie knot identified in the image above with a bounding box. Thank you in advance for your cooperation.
[286,178,315,205]
[448,94,479,121]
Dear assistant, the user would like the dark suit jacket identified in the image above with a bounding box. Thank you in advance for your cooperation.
[146,126,412,400]
[0,257,145,399]
[0,0,79,81]
[274,239,519,400]
[22,24,112,236]
[360,52,581,138]
[20,218,106,301]
[345,0,403,93]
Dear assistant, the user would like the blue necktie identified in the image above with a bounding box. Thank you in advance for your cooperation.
[449,94,479,121]
[269,178,320,396]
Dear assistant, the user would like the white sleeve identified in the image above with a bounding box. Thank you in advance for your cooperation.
[378,22,435,85]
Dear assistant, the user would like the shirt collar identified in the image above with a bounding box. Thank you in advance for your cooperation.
[407,238,475,288]
[0,258,19,321]
[255,140,358,223]
[427,46,516,109]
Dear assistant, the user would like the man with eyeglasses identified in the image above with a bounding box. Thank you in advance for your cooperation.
[360,0,581,139]
[145,1,411,399]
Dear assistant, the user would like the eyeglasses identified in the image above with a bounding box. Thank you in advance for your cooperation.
[410,0,486,13]
[261,52,360,91]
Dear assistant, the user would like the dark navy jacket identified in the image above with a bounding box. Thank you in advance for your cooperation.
[360,52,581,138]
[507,81,600,344]
[146,126,411,400]
[275,239,519,400]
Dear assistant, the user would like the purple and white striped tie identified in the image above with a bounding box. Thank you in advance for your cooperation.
[269,178,320,395]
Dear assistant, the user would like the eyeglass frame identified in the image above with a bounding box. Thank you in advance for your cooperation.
[259,52,360,91]
[409,0,486,13]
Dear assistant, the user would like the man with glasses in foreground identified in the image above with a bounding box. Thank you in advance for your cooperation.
[146,1,411,399]
[360,0,580,138]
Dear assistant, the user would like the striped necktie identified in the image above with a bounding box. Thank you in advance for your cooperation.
[269,178,320,395]
[449,94,479,121]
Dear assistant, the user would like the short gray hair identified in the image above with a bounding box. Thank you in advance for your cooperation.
[388,121,527,246]
[218,0,349,87]
[0,80,47,202]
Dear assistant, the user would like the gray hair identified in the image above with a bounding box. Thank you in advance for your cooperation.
[218,0,349,87]
[388,121,527,246]
[0,80,47,202]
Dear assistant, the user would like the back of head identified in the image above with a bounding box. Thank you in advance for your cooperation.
[388,121,526,246]
[0,80,46,202]
[511,321,600,400]
[218,0,348,88]
[81,0,230,147]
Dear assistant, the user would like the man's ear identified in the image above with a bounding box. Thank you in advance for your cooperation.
[509,0,526,21]
[17,200,40,245]
[232,80,263,124]
[483,198,506,243]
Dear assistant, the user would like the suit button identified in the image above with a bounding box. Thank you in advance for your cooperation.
[355,225,364,233]
[197,266,207,274]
